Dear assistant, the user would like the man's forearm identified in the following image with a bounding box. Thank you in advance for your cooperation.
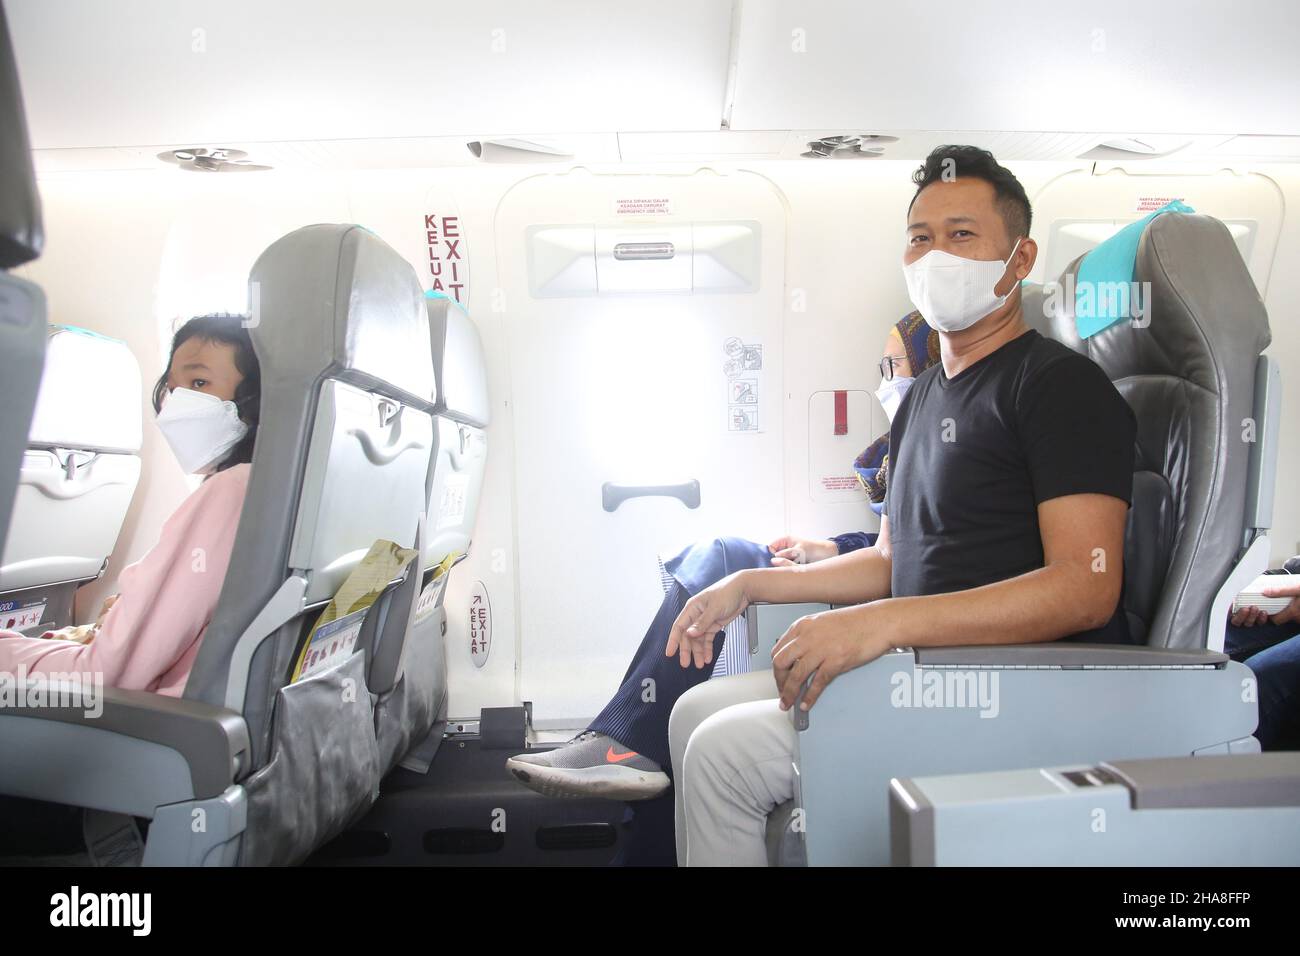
[743,545,892,606]
[878,562,1116,649]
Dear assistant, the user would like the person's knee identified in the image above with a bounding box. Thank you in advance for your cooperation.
[681,712,733,785]
[691,535,752,563]
[712,535,749,552]
[669,681,719,756]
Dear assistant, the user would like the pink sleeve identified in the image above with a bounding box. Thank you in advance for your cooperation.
[0,464,251,695]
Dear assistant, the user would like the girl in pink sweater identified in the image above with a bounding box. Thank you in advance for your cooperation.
[0,313,261,696]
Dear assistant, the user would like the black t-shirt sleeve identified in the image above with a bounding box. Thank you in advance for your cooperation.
[1017,353,1136,506]
[882,409,908,518]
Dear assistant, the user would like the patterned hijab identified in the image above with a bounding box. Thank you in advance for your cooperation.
[855,311,940,507]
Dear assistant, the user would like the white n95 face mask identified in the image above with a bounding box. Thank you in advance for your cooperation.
[903,237,1022,333]
[875,375,914,422]
[155,387,248,475]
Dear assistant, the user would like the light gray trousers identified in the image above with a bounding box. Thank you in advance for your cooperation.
[668,669,797,866]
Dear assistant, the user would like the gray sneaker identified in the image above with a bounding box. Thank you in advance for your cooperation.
[506,730,670,801]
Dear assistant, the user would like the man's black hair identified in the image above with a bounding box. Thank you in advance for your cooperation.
[152,312,261,472]
[908,145,1032,242]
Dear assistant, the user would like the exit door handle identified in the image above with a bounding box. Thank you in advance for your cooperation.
[602,480,701,513]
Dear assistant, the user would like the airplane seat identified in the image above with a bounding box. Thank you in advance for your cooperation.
[0,223,437,866]
[891,752,1300,866]
[0,327,142,633]
[745,212,1276,865]
[424,292,490,575]
[0,0,47,568]
[1030,212,1276,651]
[370,293,490,773]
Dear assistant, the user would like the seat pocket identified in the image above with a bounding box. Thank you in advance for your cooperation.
[239,650,381,866]
[375,602,447,772]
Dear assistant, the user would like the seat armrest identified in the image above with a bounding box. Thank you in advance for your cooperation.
[912,642,1228,669]
[786,649,1258,864]
[1101,753,1300,809]
[793,643,1230,727]
[0,686,250,800]
[745,601,835,664]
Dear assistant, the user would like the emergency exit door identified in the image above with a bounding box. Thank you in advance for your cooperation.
[495,169,788,724]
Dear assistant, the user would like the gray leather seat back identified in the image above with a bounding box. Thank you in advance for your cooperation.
[1025,281,1169,642]
[0,327,142,599]
[426,294,490,572]
[430,295,491,428]
[186,224,436,769]
[1036,214,1270,647]
[0,2,41,270]
[0,2,47,560]
[363,294,491,774]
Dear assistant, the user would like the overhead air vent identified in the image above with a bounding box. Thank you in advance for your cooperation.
[1077,136,1192,161]
[156,147,271,172]
[466,138,574,163]
[800,133,898,159]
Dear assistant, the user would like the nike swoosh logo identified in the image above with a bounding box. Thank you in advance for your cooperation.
[606,747,639,763]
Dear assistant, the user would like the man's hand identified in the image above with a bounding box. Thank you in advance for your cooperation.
[772,604,891,712]
[767,535,838,567]
[666,572,751,669]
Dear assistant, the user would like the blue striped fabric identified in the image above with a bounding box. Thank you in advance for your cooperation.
[656,554,751,679]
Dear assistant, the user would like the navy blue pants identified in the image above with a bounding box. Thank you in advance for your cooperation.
[1225,621,1300,751]
[589,536,776,866]
[589,536,774,769]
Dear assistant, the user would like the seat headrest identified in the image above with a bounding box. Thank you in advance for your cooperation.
[427,294,490,428]
[1023,280,1088,356]
[249,224,433,408]
[1075,200,1196,340]
[1020,282,1052,337]
[0,4,43,269]
[27,326,142,452]
[1049,214,1270,387]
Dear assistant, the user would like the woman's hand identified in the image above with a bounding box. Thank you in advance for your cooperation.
[1230,605,1271,627]
[1260,580,1300,626]
[767,535,839,567]
[1232,580,1300,627]
[94,594,119,627]
[40,624,97,644]
[666,572,752,669]
[772,604,889,712]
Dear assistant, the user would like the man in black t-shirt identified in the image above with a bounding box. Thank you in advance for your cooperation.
[884,309,1136,645]
[665,146,1137,866]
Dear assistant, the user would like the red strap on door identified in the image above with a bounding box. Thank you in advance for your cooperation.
[833,390,848,436]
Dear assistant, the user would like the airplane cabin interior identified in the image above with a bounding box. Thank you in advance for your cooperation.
[0,0,1298,892]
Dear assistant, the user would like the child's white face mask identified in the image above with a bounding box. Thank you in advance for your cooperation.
[156,387,248,475]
